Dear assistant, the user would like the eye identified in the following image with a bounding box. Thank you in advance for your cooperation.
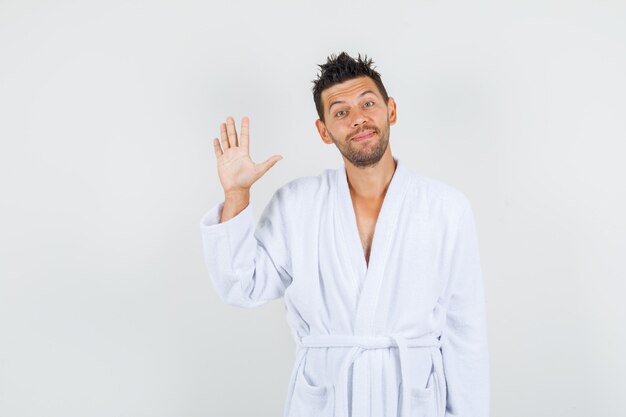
[364,101,374,107]
[335,110,346,117]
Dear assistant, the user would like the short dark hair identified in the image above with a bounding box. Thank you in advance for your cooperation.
[312,52,390,122]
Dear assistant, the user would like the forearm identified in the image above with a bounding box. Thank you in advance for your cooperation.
[200,187,293,308]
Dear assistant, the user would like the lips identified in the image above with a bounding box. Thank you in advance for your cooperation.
[351,130,375,141]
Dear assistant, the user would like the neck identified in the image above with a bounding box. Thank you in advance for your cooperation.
[344,149,397,201]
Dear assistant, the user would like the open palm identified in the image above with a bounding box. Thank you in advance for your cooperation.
[212,116,282,195]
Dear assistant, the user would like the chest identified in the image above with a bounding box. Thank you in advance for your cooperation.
[352,201,382,266]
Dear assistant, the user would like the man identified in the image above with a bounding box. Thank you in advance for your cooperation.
[200,52,490,417]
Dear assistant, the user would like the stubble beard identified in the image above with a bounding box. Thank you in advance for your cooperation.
[329,120,390,168]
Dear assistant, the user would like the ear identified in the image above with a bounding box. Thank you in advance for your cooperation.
[315,119,333,145]
[387,97,397,125]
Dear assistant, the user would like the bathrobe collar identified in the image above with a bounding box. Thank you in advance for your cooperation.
[336,155,411,334]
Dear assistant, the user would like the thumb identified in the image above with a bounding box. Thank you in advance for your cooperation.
[257,155,283,177]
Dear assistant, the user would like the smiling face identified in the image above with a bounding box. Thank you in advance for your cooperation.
[315,76,397,168]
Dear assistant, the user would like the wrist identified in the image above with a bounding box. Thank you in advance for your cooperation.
[224,188,250,201]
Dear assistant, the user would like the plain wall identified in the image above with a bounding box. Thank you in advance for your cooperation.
[1,0,625,416]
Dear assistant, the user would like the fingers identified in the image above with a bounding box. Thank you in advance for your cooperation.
[218,116,247,152]
[213,138,223,158]
[225,116,238,147]
[257,155,283,176]
[220,122,229,150]
[240,116,249,148]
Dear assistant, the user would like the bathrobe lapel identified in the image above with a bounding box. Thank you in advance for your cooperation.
[335,156,411,335]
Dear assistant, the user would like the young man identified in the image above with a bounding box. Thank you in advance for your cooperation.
[201,52,490,417]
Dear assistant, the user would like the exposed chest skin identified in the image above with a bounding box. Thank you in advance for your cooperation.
[350,193,384,267]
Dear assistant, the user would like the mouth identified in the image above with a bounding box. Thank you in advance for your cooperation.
[351,130,376,142]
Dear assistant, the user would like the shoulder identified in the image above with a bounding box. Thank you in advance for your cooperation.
[269,168,334,206]
[403,168,473,219]
[276,168,335,196]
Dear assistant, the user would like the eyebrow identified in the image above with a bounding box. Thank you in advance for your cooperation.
[328,90,377,113]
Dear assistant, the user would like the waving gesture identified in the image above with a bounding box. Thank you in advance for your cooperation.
[213,116,283,196]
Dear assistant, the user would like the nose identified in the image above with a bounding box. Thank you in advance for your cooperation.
[350,107,368,127]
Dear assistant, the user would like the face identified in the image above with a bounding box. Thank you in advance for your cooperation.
[315,76,397,168]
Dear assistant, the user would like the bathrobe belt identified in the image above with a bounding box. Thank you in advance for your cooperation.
[297,334,442,417]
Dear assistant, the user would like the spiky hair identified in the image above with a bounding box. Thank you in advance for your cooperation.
[312,52,389,122]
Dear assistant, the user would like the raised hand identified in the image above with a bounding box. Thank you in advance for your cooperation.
[212,116,283,196]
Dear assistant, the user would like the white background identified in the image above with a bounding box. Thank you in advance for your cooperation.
[1,0,625,416]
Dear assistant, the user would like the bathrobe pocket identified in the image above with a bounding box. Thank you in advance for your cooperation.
[287,359,334,417]
[410,384,437,417]
[402,370,439,417]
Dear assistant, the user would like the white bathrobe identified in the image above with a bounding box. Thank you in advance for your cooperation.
[200,156,490,417]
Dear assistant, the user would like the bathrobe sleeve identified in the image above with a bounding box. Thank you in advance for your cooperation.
[441,202,490,417]
[199,187,293,308]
